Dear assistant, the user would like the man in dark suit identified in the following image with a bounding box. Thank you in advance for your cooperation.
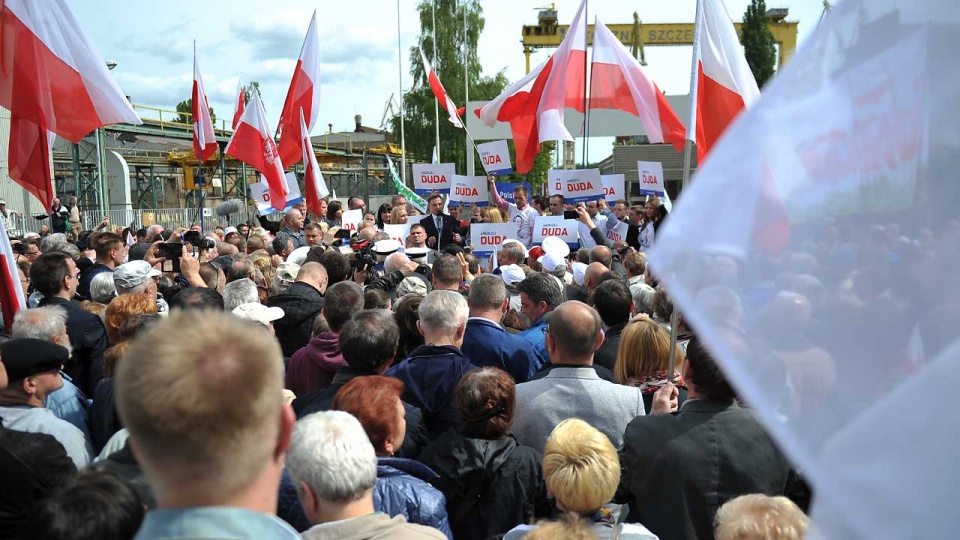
[421,193,464,251]
[30,253,108,396]
[592,279,633,371]
[617,337,799,540]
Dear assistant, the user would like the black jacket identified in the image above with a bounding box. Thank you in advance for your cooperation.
[268,282,324,358]
[90,377,120,454]
[39,296,108,396]
[418,432,550,540]
[617,399,797,540]
[421,213,464,250]
[292,367,430,459]
[593,324,626,371]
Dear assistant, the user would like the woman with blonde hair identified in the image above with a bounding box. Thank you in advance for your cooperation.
[505,419,658,539]
[614,318,687,413]
[484,207,505,223]
[714,494,808,540]
[390,205,409,225]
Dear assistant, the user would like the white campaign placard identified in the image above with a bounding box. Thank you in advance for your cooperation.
[533,216,579,245]
[250,172,303,215]
[606,220,631,244]
[470,222,519,256]
[412,163,455,194]
[477,140,513,176]
[602,174,626,203]
[382,223,411,246]
[637,161,665,196]
[341,209,363,234]
[449,175,489,207]
[548,168,603,203]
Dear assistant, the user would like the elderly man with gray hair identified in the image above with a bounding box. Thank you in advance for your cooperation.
[11,306,91,441]
[222,279,260,312]
[385,290,478,438]
[287,411,446,540]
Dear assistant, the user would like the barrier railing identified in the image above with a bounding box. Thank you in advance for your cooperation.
[12,206,278,237]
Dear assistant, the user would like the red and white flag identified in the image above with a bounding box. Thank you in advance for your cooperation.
[476,0,587,174]
[225,90,288,211]
[300,108,328,218]
[277,10,321,168]
[232,78,245,130]
[0,217,25,330]
[590,17,685,151]
[688,0,761,163]
[0,0,141,207]
[419,46,463,128]
[192,52,218,163]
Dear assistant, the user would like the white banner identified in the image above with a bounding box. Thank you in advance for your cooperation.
[533,215,579,245]
[602,174,626,203]
[637,161,665,196]
[341,209,363,234]
[450,175,489,207]
[606,220,630,244]
[382,223,411,246]
[477,139,513,176]
[251,172,303,215]
[412,163,455,194]
[548,168,603,203]
[469,222,519,256]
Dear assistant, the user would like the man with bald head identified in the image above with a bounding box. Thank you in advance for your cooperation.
[276,208,306,249]
[511,301,645,452]
[268,262,328,357]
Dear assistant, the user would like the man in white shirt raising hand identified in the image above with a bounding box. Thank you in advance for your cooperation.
[488,175,539,248]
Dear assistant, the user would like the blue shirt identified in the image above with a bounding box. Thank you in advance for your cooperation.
[518,318,549,363]
[135,507,300,539]
[45,373,91,443]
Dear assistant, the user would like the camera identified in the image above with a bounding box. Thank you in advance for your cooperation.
[350,241,377,272]
[183,231,216,251]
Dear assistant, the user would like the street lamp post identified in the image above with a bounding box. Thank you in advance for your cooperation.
[96,60,118,215]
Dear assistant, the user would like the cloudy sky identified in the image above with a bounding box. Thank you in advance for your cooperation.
[71,0,825,160]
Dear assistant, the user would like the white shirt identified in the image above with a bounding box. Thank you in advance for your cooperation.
[579,213,608,248]
[507,203,539,248]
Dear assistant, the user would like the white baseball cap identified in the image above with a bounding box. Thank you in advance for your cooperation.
[499,264,526,287]
[232,303,285,326]
[538,252,567,273]
[572,262,588,286]
[541,236,571,258]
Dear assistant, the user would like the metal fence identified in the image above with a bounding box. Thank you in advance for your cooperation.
[9,206,278,237]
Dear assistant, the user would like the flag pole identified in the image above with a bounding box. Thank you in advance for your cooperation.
[667,0,704,384]
[195,40,206,234]
[432,0,441,162]
[397,0,408,185]
[464,0,474,176]
[581,1,590,169]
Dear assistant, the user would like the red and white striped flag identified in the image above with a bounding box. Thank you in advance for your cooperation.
[300,108,328,218]
[0,0,141,207]
[192,52,218,163]
[277,11,321,168]
[0,217,25,330]
[225,90,288,211]
[590,17,685,151]
[688,0,761,163]
[476,0,587,173]
[419,47,463,128]
[232,78,245,130]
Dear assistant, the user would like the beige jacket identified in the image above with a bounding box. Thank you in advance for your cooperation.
[300,513,446,540]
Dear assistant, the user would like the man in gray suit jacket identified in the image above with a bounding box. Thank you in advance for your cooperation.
[512,301,645,453]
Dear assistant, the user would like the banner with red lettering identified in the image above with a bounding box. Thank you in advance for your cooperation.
[602,174,625,203]
[606,220,630,244]
[469,222,519,256]
[533,215,579,246]
[412,163,455,194]
[477,140,514,176]
[382,223,411,246]
[251,172,303,215]
[637,161,665,196]
[450,175,489,207]
[548,168,603,203]
[341,209,363,234]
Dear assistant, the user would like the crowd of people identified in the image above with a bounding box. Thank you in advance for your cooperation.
[0,182,815,540]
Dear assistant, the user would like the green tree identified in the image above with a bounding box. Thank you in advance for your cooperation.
[245,81,261,102]
[175,99,216,126]
[740,0,777,87]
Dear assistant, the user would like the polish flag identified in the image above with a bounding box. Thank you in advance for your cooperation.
[192,53,218,163]
[0,217,25,330]
[476,0,587,173]
[300,108,329,218]
[590,18,685,151]
[419,47,463,128]
[225,90,288,211]
[277,11,321,168]
[0,0,141,207]
[232,78,245,130]
[688,0,761,163]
